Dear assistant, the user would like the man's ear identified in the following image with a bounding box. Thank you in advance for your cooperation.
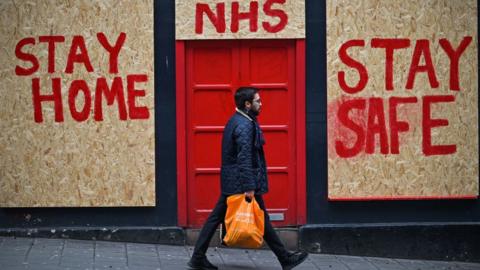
[244,101,252,109]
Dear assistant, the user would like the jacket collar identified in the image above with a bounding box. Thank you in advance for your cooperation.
[235,108,253,122]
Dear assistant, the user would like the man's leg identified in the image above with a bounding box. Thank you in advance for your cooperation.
[255,195,309,270]
[254,195,289,261]
[191,194,227,260]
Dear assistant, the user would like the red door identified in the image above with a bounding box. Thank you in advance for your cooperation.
[184,40,299,227]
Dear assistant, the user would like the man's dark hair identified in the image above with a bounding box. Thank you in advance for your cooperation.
[234,87,258,109]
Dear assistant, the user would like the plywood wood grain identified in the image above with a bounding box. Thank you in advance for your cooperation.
[0,0,155,207]
[176,0,305,40]
[327,0,478,199]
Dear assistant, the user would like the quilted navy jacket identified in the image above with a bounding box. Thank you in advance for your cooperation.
[220,110,268,195]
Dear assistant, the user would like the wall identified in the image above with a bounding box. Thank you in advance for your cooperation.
[0,0,479,232]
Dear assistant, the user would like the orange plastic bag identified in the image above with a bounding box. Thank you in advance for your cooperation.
[222,194,265,249]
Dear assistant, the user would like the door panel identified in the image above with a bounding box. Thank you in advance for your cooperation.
[262,131,289,166]
[193,132,222,167]
[249,47,289,83]
[263,172,290,208]
[193,48,233,84]
[193,174,221,211]
[186,40,296,227]
[257,88,289,125]
[192,90,234,125]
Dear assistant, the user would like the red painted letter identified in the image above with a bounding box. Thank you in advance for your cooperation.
[439,36,472,91]
[97,32,126,74]
[15,38,39,76]
[94,77,127,121]
[365,98,389,154]
[31,78,64,123]
[335,98,366,158]
[195,3,226,34]
[338,40,368,94]
[65,36,94,74]
[371,38,410,90]
[406,40,439,90]
[422,95,456,156]
[262,0,288,33]
[39,35,65,73]
[127,74,150,120]
[231,1,259,33]
[389,96,418,154]
[68,80,91,122]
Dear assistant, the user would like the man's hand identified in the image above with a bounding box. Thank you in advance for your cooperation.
[245,190,254,201]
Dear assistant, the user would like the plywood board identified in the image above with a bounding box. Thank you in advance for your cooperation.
[176,0,305,40]
[0,0,155,207]
[327,0,478,199]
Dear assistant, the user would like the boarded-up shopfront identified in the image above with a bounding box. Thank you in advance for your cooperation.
[0,0,479,262]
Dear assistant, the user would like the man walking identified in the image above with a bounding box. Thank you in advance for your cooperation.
[188,87,308,270]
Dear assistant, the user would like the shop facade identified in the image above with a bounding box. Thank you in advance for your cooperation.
[1,0,479,262]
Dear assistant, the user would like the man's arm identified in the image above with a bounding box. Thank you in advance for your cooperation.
[235,121,256,193]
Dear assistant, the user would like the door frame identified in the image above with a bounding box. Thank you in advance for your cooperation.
[175,39,306,227]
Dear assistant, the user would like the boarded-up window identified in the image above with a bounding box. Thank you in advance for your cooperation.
[0,0,155,207]
[327,0,478,200]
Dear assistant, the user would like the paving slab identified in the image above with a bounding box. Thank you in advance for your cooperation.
[0,237,479,270]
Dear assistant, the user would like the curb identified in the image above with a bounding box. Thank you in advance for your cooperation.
[0,226,185,246]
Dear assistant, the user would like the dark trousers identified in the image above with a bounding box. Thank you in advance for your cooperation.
[191,194,289,262]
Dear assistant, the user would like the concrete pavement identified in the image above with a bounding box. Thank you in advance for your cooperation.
[0,236,479,270]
